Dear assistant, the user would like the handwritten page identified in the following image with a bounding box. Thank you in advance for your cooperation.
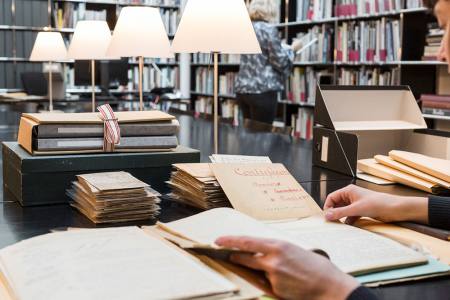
[78,171,149,191]
[0,227,237,300]
[211,163,321,221]
[269,216,427,275]
[210,155,272,164]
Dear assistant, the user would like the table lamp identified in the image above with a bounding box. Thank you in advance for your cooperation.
[172,0,261,154]
[67,21,117,112]
[107,6,173,111]
[30,31,68,112]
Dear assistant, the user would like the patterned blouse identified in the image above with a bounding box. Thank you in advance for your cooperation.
[235,21,294,94]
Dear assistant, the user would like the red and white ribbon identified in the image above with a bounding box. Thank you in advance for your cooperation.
[97,104,121,152]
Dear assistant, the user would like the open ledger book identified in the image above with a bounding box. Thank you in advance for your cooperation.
[157,163,427,276]
[0,227,264,300]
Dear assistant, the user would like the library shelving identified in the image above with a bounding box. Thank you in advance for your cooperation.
[276,0,447,137]
[0,0,180,95]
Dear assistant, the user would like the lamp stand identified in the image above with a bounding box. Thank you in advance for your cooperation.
[91,59,96,112]
[48,61,53,112]
[213,52,219,154]
[138,56,144,111]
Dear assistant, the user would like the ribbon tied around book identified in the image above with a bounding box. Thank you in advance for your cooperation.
[97,104,121,152]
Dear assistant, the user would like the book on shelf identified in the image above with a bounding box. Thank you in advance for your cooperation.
[192,53,241,64]
[291,108,314,140]
[132,65,180,90]
[293,25,333,63]
[336,18,400,63]
[195,67,214,94]
[53,2,108,29]
[335,0,402,17]
[194,97,240,126]
[406,0,425,9]
[338,67,400,85]
[160,8,178,35]
[126,0,180,5]
[296,0,333,21]
[422,25,444,61]
[219,72,236,96]
[287,67,333,104]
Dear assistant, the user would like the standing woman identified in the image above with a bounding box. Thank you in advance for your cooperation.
[235,0,300,125]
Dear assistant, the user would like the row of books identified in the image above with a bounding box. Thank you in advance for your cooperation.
[296,0,333,21]
[336,18,401,63]
[287,67,333,104]
[293,25,333,63]
[291,108,314,140]
[337,67,400,85]
[194,69,236,96]
[421,94,450,117]
[422,26,444,61]
[131,66,179,90]
[53,2,107,29]
[1,0,48,27]
[129,57,178,65]
[192,53,241,64]
[335,0,402,17]
[194,97,240,126]
[125,0,179,5]
[296,0,424,21]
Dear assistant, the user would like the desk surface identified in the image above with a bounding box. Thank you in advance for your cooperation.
[0,114,448,300]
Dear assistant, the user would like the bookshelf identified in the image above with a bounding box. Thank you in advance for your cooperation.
[0,0,180,95]
[275,0,447,138]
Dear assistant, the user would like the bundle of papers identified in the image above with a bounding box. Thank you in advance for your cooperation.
[68,172,161,223]
[18,111,180,155]
[357,150,450,194]
[167,164,230,210]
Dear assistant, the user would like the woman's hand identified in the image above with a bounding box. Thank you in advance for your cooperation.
[324,185,428,225]
[215,236,359,300]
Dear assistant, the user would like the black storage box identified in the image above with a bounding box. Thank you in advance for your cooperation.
[312,85,450,176]
[3,142,200,206]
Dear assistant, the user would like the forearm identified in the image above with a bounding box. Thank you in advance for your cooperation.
[389,196,428,224]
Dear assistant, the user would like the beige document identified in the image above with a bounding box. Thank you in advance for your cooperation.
[357,159,444,194]
[78,171,149,192]
[211,163,322,221]
[210,155,272,164]
[375,155,450,189]
[389,150,450,182]
[157,208,427,276]
[355,218,450,265]
[0,227,238,300]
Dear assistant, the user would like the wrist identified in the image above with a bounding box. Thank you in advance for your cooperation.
[392,196,428,224]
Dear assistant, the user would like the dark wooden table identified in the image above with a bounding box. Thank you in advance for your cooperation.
[0,114,448,300]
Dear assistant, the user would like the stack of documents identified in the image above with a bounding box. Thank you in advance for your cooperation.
[17,111,179,155]
[68,172,161,223]
[167,164,230,210]
[357,150,450,194]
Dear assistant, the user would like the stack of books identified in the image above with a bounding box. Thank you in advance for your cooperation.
[17,111,180,155]
[68,171,161,223]
[421,94,450,117]
[167,164,230,210]
[358,150,450,194]
[422,27,444,61]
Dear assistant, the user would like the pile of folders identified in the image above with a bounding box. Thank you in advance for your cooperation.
[17,111,179,155]
[358,150,450,194]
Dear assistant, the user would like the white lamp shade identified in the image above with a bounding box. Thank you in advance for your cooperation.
[68,21,117,60]
[30,32,68,61]
[106,6,173,58]
[172,0,261,54]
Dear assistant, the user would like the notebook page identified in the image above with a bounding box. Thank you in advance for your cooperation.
[0,227,236,300]
[269,216,427,275]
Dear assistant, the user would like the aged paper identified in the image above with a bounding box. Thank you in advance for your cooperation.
[0,227,237,300]
[211,164,321,221]
[210,155,272,164]
[77,171,149,192]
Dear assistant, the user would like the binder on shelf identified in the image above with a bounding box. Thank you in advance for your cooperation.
[312,85,450,176]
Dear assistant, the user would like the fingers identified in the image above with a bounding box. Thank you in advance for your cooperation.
[324,185,356,210]
[228,253,266,271]
[325,203,362,221]
[215,236,279,254]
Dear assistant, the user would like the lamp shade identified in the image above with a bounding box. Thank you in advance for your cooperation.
[172,0,261,54]
[30,32,68,61]
[106,6,173,58]
[67,21,116,60]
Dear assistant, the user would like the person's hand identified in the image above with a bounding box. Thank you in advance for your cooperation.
[215,236,359,300]
[324,185,428,225]
[291,39,303,52]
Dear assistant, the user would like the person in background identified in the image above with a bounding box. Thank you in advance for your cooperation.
[235,0,302,125]
[216,2,450,299]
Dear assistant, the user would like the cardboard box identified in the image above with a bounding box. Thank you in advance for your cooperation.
[312,86,450,176]
[3,142,200,206]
